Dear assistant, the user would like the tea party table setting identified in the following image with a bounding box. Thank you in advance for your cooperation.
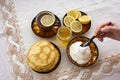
[0,0,120,80]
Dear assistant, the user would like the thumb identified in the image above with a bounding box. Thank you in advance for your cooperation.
[101,26,115,33]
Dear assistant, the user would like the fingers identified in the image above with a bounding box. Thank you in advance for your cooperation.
[95,22,112,35]
[97,35,104,42]
[97,33,106,42]
[97,32,112,42]
[101,25,119,33]
[96,21,120,41]
[95,21,113,42]
[101,26,113,32]
[96,22,108,32]
[110,22,115,26]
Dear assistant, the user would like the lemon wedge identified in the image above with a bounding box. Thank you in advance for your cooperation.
[41,15,55,27]
[67,10,78,19]
[64,16,75,27]
[79,15,91,24]
[70,21,82,33]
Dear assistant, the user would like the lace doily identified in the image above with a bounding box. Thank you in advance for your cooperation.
[0,0,33,80]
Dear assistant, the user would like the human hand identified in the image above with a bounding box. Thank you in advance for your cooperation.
[95,22,120,42]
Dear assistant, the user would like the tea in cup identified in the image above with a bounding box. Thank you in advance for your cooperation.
[56,27,72,46]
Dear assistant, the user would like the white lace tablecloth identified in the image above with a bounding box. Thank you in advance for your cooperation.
[0,0,120,80]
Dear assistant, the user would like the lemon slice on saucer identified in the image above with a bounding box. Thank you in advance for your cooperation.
[64,16,75,27]
[79,15,91,24]
[41,15,55,27]
[67,10,78,19]
[70,21,82,33]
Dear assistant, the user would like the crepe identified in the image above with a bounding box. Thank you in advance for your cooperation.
[27,40,60,72]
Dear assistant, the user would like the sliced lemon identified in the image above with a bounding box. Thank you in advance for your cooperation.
[70,21,82,33]
[41,14,55,27]
[67,10,78,19]
[79,15,91,24]
[64,16,75,27]
[75,9,82,18]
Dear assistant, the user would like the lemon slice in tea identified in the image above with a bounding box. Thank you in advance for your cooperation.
[79,15,91,24]
[70,21,82,33]
[64,16,75,27]
[41,15,55,27]
[67,10,78,19]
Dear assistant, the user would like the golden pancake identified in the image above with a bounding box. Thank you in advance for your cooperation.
[27,40,60,72]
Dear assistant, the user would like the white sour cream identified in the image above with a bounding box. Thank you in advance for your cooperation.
[70,41,91,64]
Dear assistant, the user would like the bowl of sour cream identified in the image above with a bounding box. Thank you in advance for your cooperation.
[66,36,99,67]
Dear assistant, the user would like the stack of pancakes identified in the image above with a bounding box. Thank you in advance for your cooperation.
[27,40,60,73]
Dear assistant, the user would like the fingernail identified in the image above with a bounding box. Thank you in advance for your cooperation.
[107,21,112,25]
